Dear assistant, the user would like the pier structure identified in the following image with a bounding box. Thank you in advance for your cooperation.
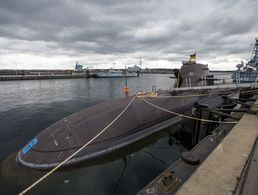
[138,92,258,195]
[0,68,174,81]
[176,113,258,195]
[0,69,91,81]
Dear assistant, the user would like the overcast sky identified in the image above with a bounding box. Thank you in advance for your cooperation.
[0,0,257,70]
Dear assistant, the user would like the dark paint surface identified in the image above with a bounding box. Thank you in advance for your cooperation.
[0,75,186,195]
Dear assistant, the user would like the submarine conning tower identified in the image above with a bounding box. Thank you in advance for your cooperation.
[180,53,209,87]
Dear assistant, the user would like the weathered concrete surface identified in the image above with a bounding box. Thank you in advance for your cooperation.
[239,137,258,195]
[176,114,258,195]
[251,99,258,114]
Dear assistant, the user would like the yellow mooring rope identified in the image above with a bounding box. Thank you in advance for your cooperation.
[140,93,208,98]
[19,96,136,195]
[238,88,258,94]
[139,88,258,98]
[137,96,238,124]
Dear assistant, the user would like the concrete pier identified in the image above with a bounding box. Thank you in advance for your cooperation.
[138,94,258,195]
[251,99,258,113]
[0,74,89,81]
[176,113,258,195]
[0,69,91,81]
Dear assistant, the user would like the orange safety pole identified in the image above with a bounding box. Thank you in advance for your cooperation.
[123,86,129,96]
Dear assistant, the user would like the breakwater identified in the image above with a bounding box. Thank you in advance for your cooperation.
[0,69,90,81]
[0,74,89,81]
[0,68,172,81]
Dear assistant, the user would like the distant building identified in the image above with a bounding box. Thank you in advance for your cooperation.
[75,61,83,71]
[128,65,140,72]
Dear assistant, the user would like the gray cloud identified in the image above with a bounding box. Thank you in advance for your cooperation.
[0,0,258,69]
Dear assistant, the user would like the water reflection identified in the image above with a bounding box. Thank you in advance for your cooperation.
[0,75,184,195]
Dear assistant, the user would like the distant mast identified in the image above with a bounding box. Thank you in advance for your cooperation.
[247,38,258,70]
[75,61,83,71]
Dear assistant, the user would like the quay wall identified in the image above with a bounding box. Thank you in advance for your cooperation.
[0,69,90,81]
[0,74,89,81]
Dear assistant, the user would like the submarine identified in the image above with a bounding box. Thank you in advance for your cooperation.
[17,95,200,169]
[16,54,216,169]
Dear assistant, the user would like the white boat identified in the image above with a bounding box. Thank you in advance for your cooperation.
[93,68,139,78]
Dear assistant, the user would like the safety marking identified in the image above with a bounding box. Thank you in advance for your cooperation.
[22,138,38,154]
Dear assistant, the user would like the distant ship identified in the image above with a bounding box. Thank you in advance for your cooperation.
[232,38,258,83]
[93,65,140,78]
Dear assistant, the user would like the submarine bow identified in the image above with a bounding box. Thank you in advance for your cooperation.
[17,96,199,169]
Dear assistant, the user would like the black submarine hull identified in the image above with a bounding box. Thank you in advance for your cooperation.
[17,95,200,169]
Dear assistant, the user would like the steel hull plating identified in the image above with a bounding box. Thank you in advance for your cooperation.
[17,96,200,169]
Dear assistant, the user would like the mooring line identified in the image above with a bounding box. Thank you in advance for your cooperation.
[139,94,208,98]
[239,88,258,94]
[112,157,127,195]
[138,96,238,124]
[143,149,169,166]
[137,88,258,98]
[19,96,136,195]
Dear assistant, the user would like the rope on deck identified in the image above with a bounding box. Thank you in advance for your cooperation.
[19,96,137,195]
[137,88,258,98]
[137,93,208,98]
[138,96,238,124]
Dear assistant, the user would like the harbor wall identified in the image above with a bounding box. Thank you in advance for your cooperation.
[0,69,90,81]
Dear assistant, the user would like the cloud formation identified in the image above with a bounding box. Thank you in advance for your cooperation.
[0,0,257,70]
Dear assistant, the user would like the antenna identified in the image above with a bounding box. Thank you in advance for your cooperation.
[139,58,142,68]
[123,65,129,96]
[125,65,128,86]
[250,43,255,60]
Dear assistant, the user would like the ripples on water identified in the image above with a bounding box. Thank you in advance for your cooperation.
[0,74,187,195]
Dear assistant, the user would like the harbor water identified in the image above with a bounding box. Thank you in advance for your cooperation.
[0,74,187,195]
